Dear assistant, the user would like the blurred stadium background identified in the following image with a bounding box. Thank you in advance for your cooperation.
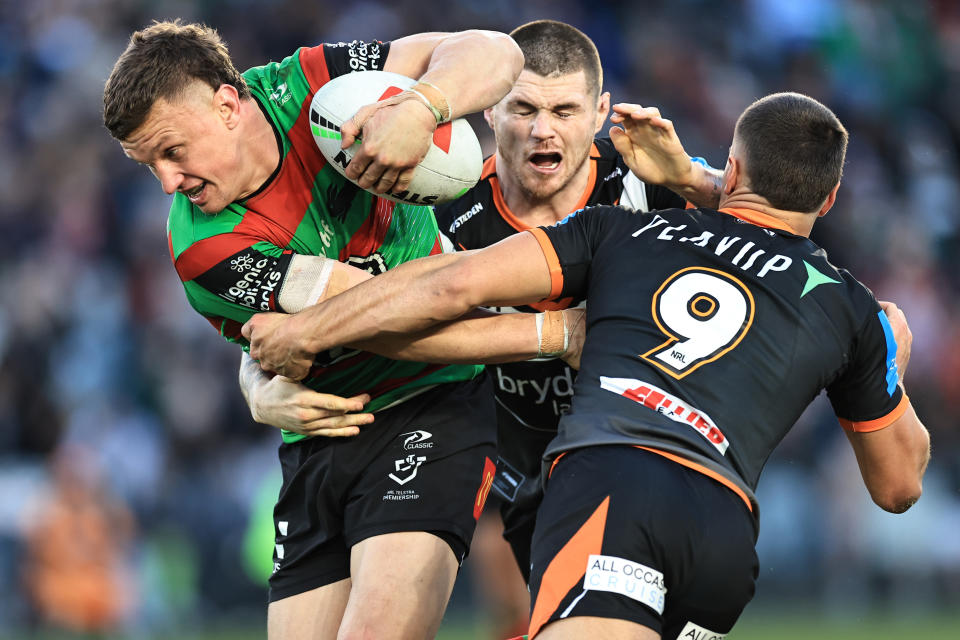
[0,0,958,637]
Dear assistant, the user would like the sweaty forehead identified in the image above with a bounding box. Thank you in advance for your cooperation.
[503,69,593,108]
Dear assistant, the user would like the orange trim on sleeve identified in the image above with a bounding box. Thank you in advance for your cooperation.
[529,496,609,639]
[527,228,564,301]
[635,446,754,514]
[838,392,909,433]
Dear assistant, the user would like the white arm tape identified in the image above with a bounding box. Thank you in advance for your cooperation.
[277,254,336,313]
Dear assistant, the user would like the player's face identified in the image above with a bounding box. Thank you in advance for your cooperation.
[121,83,247,214]
[488,69,608,201]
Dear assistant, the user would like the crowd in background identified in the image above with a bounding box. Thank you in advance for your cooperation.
[0,0,958,636]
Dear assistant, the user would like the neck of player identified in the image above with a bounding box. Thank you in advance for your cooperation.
[719,191,817,238]
[241,99,282,199]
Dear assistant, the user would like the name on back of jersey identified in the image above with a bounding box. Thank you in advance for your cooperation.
[635,213,793,279]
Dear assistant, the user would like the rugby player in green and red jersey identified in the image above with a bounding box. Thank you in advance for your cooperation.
[243,93,930,640]
[103,20,525,640]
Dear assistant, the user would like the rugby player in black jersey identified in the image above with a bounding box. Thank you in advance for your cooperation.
[239,19,723,634]
[243,92,930,640]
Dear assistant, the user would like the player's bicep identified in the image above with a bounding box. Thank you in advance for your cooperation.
[382,32,449,78]
[828,309,904,431]
[452,232,554,308]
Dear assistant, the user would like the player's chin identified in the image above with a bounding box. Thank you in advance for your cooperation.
[522,170,568,199]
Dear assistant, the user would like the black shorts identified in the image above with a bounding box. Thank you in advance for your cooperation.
[269,373,497,601]
[528,446,758,639]
[490,403,558,582]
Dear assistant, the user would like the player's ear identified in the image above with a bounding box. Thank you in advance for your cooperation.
[818,181,841,217]
[215,84,242,129]
[595,91,611,133]
[722,155,739,195]
[483,107,495,130]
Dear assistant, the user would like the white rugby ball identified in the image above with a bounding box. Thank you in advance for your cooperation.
[309,70,482,206]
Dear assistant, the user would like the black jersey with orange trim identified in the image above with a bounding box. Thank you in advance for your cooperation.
[434,138,684,431]
[530,205,906,511]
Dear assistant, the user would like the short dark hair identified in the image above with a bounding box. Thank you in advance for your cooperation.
[734,92,848,213]
[509,20,602,98]
[103,20,250,141]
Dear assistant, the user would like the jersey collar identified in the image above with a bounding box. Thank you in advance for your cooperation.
[718,207,800,235]
[487,143,601,232]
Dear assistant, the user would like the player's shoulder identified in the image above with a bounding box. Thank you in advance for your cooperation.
[167,196,246,259]
[433,165,497,237]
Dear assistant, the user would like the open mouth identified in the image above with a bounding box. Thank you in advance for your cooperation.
[182,181,207,203]
[529,152,562,171]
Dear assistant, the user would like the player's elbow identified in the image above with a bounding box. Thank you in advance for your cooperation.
[457,30,523,85]
[870,479,923,514]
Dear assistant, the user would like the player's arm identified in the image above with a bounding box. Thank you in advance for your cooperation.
[844,400,929,513]
[242,232,555,379]
[610,103,723,208]
[237,254,378,437]
[341,31,523,194]
[835,302,930,513]
[358,307,584,365]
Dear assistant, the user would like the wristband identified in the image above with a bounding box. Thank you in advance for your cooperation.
[412,81,452,123]
[536,310,569,358]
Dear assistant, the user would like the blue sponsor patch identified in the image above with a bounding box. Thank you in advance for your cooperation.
[877,310,899,396]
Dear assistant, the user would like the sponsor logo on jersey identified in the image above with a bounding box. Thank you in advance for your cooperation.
[583,554,666,614]
[495,367,574,417]
[230,254,254,272]
[346,40,383,71]
[400,430,435,450]
[599,377,729,455]
[800,260,841,298]
[603,166,623,182]
[269,82,292,106]
[448,201,483,233]
[677,622,726,640]
[388,454,427,485]
[219,252,283,311]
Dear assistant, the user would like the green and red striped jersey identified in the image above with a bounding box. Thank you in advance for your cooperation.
[166,40,483,442]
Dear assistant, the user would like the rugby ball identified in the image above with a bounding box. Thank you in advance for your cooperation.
[309,70,482,205]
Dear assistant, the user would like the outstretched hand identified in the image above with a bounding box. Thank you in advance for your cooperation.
[609,103,694,189]
[340,94,437,195]
[242,312,315,380]
[251,376,374,437]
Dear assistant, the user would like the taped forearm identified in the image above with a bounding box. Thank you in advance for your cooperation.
[278,254,373,313]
